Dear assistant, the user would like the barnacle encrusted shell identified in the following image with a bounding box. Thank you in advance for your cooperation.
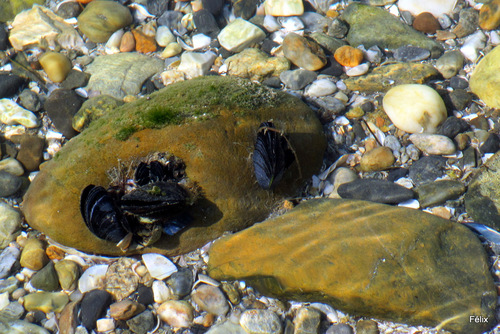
[22,76,326,256]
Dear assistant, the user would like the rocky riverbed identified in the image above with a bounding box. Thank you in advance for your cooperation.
[1,0,500,333]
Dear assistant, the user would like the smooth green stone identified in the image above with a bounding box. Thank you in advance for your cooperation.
[30,261,60,292]
[0,202,21,250]
[0,277,18,294]
[0,0,44,23]
[342,3,443,58]
[465,151,500,230]
[344,62,440,93]
[84,53,164,99]
[24,292,69,313]
[73,95,124,132]
[22,76,325,256]
[54,260,80,291]
[77,0,133,43]
[415,180,466,208]
[470,45,500,109]
[309,32,346,55]
[209,198,496,334]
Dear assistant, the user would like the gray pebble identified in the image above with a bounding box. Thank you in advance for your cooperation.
[30,262,60,292]
[435,51,464,79]
[0,172,22,197]
[166,268,192,298]
[356,319,379,334]
[0,276,18,294]
[415,180,466,208]
[126,310,156,334]
[449,89,472,111]
[383,135,402,153]
[0,301,24,322]
[394,46,430,62]
[328,18,348,38]
[18,89,41,112]
[438,116,470,138]
[326,323,354,334]
[0,246,20,279]
[337,179,414,204]
[452,8,478,38]
[449,76,468,90]
[240,309,282,334]
[409,156,447,186]
[280,69,317,90]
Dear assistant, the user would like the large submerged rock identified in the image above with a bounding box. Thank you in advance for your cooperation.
[22,77,326,256]
[208,198,497,334]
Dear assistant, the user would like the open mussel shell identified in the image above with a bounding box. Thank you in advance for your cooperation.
[253,121,295,190]
[80,185,132,243]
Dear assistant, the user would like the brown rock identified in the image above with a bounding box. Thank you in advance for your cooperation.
[119,31,135,52]
[59,301,78,334]
[132,29,157,53]
[282,33,326,71]
[435,30,456,41]
[479,0,500,30]
[20,238,48,271]
[109,299,146,320]
[412,12,441,34]
[359,146,394,172]
[334,45,364,67]
[104,258,139,300]
[11,134,44,172]
[208,198,497,334]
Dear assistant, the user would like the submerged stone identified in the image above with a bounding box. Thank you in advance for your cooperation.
[470,45,500,109]
[208,198,497,334]
[22,76,325,256]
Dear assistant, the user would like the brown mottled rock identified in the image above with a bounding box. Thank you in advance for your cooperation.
[11,134,44,172]
[110,299,146,320]
[20,238,48,271]
[412,12,441,34]
[344,62,440,93]
[225,48,290,82]
[359,146,394,172]
[282,33,326,71]
[22,76,325,256]
[209,199,497,334]
[105,258,139,300]
[119,31,135,52]
[479,0,500,30]
[59,301,78,334]
[132,29,157,53]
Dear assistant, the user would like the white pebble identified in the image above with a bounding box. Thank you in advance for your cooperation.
[398,199,420,209]
[105,29,124,54]
[398,0,457,17]
[490,31,500,46]
[156,25,175,47]
[96,318,115,332]
[0,99,38,128]
[345,63,369,77]
[383,84,447,133]
[142,253,177,280]
[78,264,108,293]
[460,31,486,62]
[277,16,304,32]
[177,51,217,79]
[0,292,9,311]
[438,14,452,29]
[305,79,337,97]
[409,133,456,155]
[263,15,280,32]
[192,34,212,50]
[153,280,171,303]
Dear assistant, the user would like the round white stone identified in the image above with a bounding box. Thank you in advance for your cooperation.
[409,133,456,155]
[305,79,337,97]
[78,264,108,293]
[142,253,177,280]
[398,0,457,17]
[382,84,447,134]
[156,25,175,47]
[153,280,171,303]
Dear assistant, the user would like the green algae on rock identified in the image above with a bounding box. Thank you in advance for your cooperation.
[0,0,44,23]
[342,3,443,58]
[72,95,124,132]
[22,76,326,256]
[208,198,497,334]
[470,45,500,109]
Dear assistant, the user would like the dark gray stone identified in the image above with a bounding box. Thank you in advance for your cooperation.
[415,180,466,208]
[157,11,186,35]
[438,116,470,138]
[60,70,90,90]
[193,9,220,37]
[0,23,8,50]
[166,268,192,298]
[449,89,472,111]
[320,57,344,76]
[356,319,379,334]
[0,171,22,197]
[326,323,354,334]
[0,74,26,98]
[310,32,346,55]
[201,0,223,15]
[327,18,348,39]
[44,89,84,138]
[450,76,469,89]
[55,1,81,19]
[18,89,42,112]
[146,0,169,17]
[387,168,409,182]
[308,96,345,122]
[80,290,112,330]
[30,262,60,292]
[394,46,430,62]
[480,133,500,154]
[409,156,447,186]
[231,0,259,20]
[136,285,154,306]
[337,179,414,204]
[280,69,317,90]
[126,310,155,334]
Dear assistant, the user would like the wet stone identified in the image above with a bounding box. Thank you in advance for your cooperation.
[0,300,23,321]
[24,292,68,313]
[326,323,354,334]
[409,133,456,155]
[280,69,317,90]
[80,289,112,330]
[310,32,346,55]
[30,261,60,292]
[479,0,500,30]
[0,247,20,279]
[54,260,80,291]
[20,238,47,271]
[0,23,7,50]
[44,89,84,138]
[337,179,414,204]
[394,46,430,62]
[415,180,466,208]
[157,300,194,328]
[12,134,44,172]
[224,48,290,82]
[59,301,78,334]
[166,268,192,298]
[193,10,220,37]
[453,8,479,38]
[126,310,155,334]
[202,0,224,15]
[55,1,81,19]
[109,299,145,321]
[232,0,259,20]
[449,76,469,90]
[282,33,327,71]
[320,57,344,77]
[60,70,90,90]
[408,156,447,186]
[191,284,229,316]
[0,172,22,197]
[448,89,472,111]
[136,285,154,306]
[18,89,41,112]
[104,258,139,301]
[356,319,379,334]
[293,307,321,334]
[146,0,169,17]
[158,11,185,34]
[240,309,283,334]
[0,74,26,99]
[412,12,441,34]
[480,133,500,154]
[359,146,394,172]
[72,95,124,132]
[0,202,21,249]
[438,116,470,138]
[436,51,465,79]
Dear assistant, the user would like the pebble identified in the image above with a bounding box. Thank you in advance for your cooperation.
[338,179,414,204]
[161,42,183,58]
[356,319,380,334]
[191,284,230,316]
[109,299,145,320]
[293,307,321,334]
[126,310,156,334]
[479,0,500,30]
[397,0,457,17]
[58,301,78,334]
[305,79,337,97]
[167,268,193,298]
[54,260,80,291]
[0,300,23,320]
[104,257,139,301]
[453,8,479,38]
[78,264,108,293]
[408,156,447,186]
[0,319,50,334]
[345,63,370,77]
[0,246,20,279]
[449,76,468,90]
[157,300,194,328]
[80,289,112,330]
[77,0,133,43]
[460,30,487,62]
[61,70,90,90]
[142,253,177,280]
[415,180,466,208]
[44,89,84,138]
[30,262,60,292]
[382,84,447,134]
[119,31,135,53]
[72,95,124,132]
[136,285,154,306]
[193,10,220,37]
[18,89,41,112]
[177,51,217,78]
[0,202,21,249]
[409,133,456,155]
[0,99,38,128]
[435,51,465,79]
[282,33,327,71]
[152,280,171,303]
[12,134,44,172]
[438,116,470,139]
[264,0,304,16]
[326,323,354,334]
[56,1,81,19]
[20,238,48,271]
[96,318,115,332]
[334,45,364,67]
[480,133,500,154]
[0,23,7,51]
[240,309,282,334]
[412,12,441,34]
[394,46,430,62]
[225,48,290,81]
[39,52,72,83]
[132,28,157,54]
[217,18,265,52]
[155,25,175,47]
[359,146,395,172]
[280,69,317,90]
[0,74,25,99]
[277,16,304,32]
[449,89,472,111]
[470,45,500,108]
[23,292,69,313]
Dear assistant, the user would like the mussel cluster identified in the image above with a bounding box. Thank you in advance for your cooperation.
[80,155,196,251]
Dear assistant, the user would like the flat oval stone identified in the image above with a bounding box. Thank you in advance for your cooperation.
[415,180,465,208]
[409,133,456,155]
[470,45,500,109]
[337,179,414,204]
[240,309,282,334]
[282,33,327,71]
[394,46,430,62]
[208,198,497,334]
[22,76,325,256]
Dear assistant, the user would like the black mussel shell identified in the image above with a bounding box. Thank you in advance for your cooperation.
[252,121,295,190]
[120,181,190,217]
[135,159,186,186]
[80,185,132,243]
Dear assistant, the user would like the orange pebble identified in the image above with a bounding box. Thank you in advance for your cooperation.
[334,45,364,67]
[326,9,339,18]
[120,31,135,52]
[77,0,94,3]
[46,245,65,261]
[132,29,157,54]
[375,116,385,129]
